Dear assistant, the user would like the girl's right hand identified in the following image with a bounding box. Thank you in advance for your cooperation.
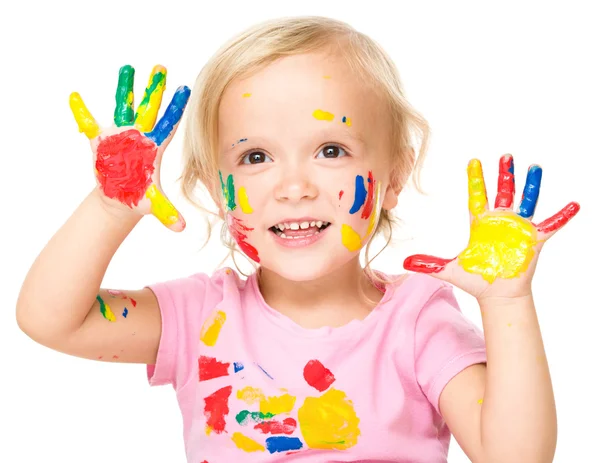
[69,64,191,232]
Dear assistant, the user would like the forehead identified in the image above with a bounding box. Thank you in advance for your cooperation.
[218,52,389,151]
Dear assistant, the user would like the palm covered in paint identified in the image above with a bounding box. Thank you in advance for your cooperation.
[69,64,191,231]
[404,155,580,300]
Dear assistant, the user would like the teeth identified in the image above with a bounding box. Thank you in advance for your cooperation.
[273,221,330,231]
[316,221,323,228]
[310,221,316,227]
[300,221,309,229]
[277,224,285,231]
[289,222,299,230]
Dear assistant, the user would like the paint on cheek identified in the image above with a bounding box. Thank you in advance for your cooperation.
[242,93,252,98]
[341,224,362,252]
[361,171,375,219]
[312,109,335,121]
[341,116,352,127]
[200,309,227,346]
[349,175,367,214]
[227,215,260,262]
[339,190,344,200]
[298,388,361,450]
[266,436,304,454]
[95,129,156,207]
[342,180,381,252]
[96,295,116,322]
[219,171,237,211]
[231,432,265,452]
[458,212,537,283]
[204,385,232,435]
[198,355,230,381]
[238,187,253,214]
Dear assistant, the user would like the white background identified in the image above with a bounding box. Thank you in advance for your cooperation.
[1,1,598,461]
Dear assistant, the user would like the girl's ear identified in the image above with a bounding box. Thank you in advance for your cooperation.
[381,149,411,210]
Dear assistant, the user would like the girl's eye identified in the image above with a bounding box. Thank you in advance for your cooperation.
[242,151,273,164]
[317,145,347,159]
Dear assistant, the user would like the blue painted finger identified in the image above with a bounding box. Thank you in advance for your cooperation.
[517,165,542,219]
[145,85,191,146]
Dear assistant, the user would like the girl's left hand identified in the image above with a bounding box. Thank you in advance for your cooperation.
[403,154,580,301]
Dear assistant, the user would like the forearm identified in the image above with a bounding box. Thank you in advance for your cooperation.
[478,294,557,462]
[16,188,142,341]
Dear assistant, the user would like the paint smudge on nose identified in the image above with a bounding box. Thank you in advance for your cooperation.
[238,187,253,214]
[234,362,244,373]
[255,418,297,435]
[260,393,296,415]
[349,175,367,214]
[96,295,116,322]
[242,93,252,98]
[198,355,230,381]
[339,190,344,200]
[95,129,156,207]
[313,109,334,121]
[298,388,361,450]
[227,215,260,262]
[204,385,232,435]
[219,171,237,211]
[304,360,336,392]
[200,310,227,346]
[237,386,266,405]
[232,432,265,452]
[341,116,352,127]
[266,436,304,454]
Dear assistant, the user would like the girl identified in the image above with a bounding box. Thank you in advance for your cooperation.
[16,15,579,463]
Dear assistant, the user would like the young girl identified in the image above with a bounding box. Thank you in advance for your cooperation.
[16,15,580,463]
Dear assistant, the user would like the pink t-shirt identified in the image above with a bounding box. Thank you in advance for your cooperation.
[146,268,486,462]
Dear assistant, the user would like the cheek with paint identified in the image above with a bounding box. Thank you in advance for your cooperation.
[341,171,382,252]
[219,170,260,262]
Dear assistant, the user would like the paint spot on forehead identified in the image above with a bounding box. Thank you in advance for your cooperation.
[342,116,352,127]
[242,93,251,97]
[313,109,334,121]
[323,75,332,79]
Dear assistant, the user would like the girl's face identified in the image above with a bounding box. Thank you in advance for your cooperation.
[217,52,399,281]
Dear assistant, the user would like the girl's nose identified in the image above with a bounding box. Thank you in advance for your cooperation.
[274,172,319,203]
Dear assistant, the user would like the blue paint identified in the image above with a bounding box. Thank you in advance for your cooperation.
[266,436,303,453]
[342,116,347,123]
[234,362,244,373]
[239,138,248,143]
[349,175,367,214]
[518,165,542,218]
[256,363,274,380]
[145,85,191,146]
[122,307,128,318]
[508,158,514,174]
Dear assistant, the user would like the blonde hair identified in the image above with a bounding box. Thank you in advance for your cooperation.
[180,15,430,294]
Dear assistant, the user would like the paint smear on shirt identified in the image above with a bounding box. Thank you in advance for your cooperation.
[198,356,230,381]
[265,436,303,454]
[313,109,334,121]
[304,360,336,392]
[298,388,361,450]
[232,432,265,452]
[255,417,297,435]
[237,386,265,405]
[234,362,244,373]
[200,310,227,346]
[96,295,116,322]
[260,393,296,415]
[238,187,253,214]
[236,410,275,425]
[204,385,232,434]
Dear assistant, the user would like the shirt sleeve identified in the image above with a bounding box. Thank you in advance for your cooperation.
[414,282,487,415]
[145,273,210,389]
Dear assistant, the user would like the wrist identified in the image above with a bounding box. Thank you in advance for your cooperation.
[89,187,143,225]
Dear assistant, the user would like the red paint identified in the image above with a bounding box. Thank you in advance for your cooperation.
[95,129,156,207]
[536,201,580,234]
[303,359,335,392]
[361,171,375,219]
[227,215,260,262]
[199,356,230,381]
[129,297,137,307]
[203,386,232,434]
[403,254,453,274]
[339,190,344,200]
[495,155,515,209]
[254,417,297,435]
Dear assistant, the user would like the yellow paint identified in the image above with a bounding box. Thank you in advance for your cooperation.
[477,398,484,404]
[231,432,265,452]
[298,389,360,450]
[237,386,265,405]
[69,92,100,139]
[343,117,352,127]
[458,211,537,283]
[313,109,335,121]
[242,93,252,98]
[507,323,512,327]
[102,301,116,322]
[467,159,488,216]
[200,310,227,346]
[238,187,253,214]
[342,181,381,252]
[205,426,212,435]
[323,75,332,79]
[260,393,296,415]
[135,65,167,132]
[145,184,179,226]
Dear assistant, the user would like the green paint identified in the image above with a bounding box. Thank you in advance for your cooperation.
[236,410,275,425]
[134,70,166,122]
[96,295,112,321]
[114,65,135,126]
[219,170,236,211]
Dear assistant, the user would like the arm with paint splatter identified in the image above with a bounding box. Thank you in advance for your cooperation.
[404,155,580,462]
[17,65,190,365]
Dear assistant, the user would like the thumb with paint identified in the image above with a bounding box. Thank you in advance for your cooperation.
[69,64,191,232]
